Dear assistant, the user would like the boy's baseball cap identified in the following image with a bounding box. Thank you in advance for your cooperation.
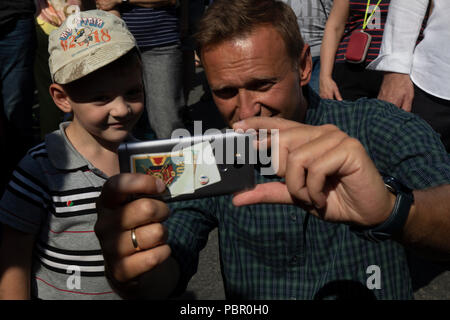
[49,10,137,84]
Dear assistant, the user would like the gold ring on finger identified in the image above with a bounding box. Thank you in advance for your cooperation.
[130,228,141,252]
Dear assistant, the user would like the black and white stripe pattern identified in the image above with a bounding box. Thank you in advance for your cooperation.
[51,187,102,218]
[0,123,119,299]
[7,165,51,210]
[6,157,101,218]
[36,242,105,277]
[121,6,180,49]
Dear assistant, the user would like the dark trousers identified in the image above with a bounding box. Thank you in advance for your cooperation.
[333,63,450,152]
[0,18,36,195]
[412,85,450,152]
[332,62,384,101]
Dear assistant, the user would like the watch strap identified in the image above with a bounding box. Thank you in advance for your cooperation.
[351,175,414,242]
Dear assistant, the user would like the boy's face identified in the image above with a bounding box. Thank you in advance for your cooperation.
[62,55,144,146]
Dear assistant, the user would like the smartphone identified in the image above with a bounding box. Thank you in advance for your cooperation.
[118,132,256,202]
[345,31,372,64]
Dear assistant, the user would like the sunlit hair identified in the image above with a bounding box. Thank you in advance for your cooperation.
[195,0,304,66]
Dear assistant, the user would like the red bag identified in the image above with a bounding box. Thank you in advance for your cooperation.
[345,31,372,64]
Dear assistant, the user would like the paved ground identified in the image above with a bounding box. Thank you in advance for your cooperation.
[176,67,450,300]
[178,229,225,300]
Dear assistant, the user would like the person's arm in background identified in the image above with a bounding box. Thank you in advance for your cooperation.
[180,0,196,102]
[319,0,349,100]
[81,0,97,10]
[367,0,430,111]
[0,224,34,299]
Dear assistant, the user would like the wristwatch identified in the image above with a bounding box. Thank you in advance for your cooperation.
[350,175,414,242]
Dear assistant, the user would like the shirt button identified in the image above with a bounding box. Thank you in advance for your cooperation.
[290,255,298,265]
[290,212,297,222]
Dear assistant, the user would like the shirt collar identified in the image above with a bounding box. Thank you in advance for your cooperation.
[45,122,90,171]
[304,85,325,126]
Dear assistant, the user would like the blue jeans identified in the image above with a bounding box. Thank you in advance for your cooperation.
[0,18,36,137]
[0,18,36,194]
[141,43,185,139]
[309,56,321,94]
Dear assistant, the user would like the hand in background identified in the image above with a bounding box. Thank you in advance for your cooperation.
[377,72,415,112]
[96,0,120,11]
[319,76,343,101]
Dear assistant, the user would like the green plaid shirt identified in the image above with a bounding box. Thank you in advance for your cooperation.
[165,89,450,300]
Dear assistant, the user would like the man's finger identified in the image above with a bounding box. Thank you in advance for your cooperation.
[109,245,171,283]
[232,182,295,206]
[115,224,169,257]
[284,129,348,203]
[117,198,170,230]
[232,116,301,132]
[97,173,166,210]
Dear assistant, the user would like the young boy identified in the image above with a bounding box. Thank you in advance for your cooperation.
[0,10,144,299]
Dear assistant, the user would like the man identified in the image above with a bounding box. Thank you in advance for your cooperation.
[95,0,450,300]
[368,0,450,152]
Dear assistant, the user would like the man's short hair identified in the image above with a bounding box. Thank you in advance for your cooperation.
[195,0,304,64]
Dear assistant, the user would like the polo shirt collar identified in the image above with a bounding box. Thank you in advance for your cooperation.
[45,122,90,171]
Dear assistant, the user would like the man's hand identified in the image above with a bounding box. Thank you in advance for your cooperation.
[95,173,174,297]
[96,0,121,11]
[377,72,415,112]
[232,117,395,227]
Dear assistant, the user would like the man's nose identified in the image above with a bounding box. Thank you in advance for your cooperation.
[237,90,261,120]
[110,96,130,118]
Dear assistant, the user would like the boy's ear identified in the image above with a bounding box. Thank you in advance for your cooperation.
[49,84,73,113]
[298,43,312,87]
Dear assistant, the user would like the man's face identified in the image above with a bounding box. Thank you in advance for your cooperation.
[201,25,311,127]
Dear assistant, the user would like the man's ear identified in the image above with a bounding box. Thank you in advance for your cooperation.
[49,83,73,113]
[298,43,312,87]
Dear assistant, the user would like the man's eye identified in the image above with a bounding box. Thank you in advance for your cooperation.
[213,88,237,99]
[249,81,274,92]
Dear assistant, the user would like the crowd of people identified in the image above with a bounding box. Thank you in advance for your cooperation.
[0,0,449,300]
